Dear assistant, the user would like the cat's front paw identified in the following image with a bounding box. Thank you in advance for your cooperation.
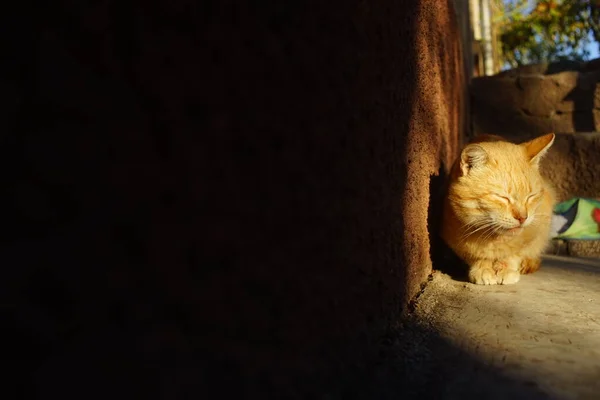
[469,261,499,285]
[491,259,520,284]
[497,269,520,285]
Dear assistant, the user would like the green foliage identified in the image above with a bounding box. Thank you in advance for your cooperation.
[496,0,600,68]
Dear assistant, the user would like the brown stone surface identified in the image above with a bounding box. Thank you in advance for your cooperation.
[540,132,600,202]
[3,0,464,397]
[566,240,600,257]
[471,59,600,138]
[549,239,600,257]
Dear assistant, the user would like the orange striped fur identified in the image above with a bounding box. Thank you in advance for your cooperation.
[441,133,556,285]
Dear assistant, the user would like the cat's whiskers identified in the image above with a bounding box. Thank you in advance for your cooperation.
[466,223,497,238]
[458,220,499,245]
[460,220,494,238]
[477,224,503,243]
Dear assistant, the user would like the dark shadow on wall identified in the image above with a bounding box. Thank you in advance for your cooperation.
[497,59,600,135]
[428,168,448,273]
[0,0,435,398]
[427,167,469,282]
[563,73,596,133]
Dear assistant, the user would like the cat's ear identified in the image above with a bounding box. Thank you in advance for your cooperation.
[523,133,555,166]
[460,144,488,176]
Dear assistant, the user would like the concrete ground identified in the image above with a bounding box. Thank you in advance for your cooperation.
[409,255,600,400]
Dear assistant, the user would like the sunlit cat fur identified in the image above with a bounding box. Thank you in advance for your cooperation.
[441,133,556,285]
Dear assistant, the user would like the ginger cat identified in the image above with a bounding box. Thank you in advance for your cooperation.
[441,133,556,285]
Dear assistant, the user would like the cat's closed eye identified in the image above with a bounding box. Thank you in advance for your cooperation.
[491,194,510,203]
[526,192,540,202]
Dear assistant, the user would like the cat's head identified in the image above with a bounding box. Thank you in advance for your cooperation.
[450,133,555,235]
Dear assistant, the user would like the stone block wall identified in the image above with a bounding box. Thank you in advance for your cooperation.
[471,59,600,138]
[541,132,600,202]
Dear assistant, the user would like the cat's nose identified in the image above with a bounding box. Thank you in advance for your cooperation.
[514,214,527,224]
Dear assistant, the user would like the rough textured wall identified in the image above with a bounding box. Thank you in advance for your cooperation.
[471,59,600,137]
[541,132,600,202]
[4,0,463,397]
